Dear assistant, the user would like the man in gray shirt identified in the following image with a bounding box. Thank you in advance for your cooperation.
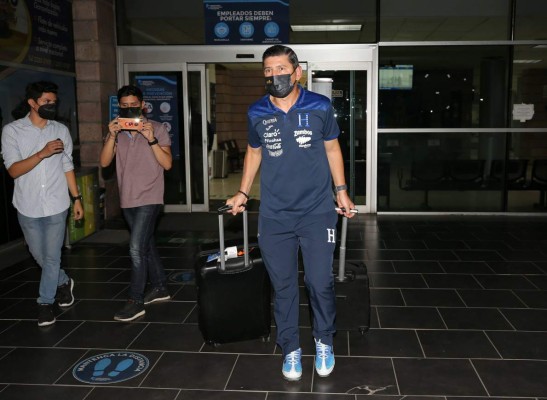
[1,81,83,326]
[100,85,172,322]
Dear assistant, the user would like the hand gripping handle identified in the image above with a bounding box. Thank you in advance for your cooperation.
[217,204,248,271]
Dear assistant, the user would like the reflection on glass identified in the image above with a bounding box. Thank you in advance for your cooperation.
[378,131,547,212]
[379,46,510,128]
[511,46,547,129]
[514,0,547,40]
[379,132,505,211]
[313,69,367,204]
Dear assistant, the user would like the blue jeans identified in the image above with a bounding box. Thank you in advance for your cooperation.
[122,204,166,302]
[18,209,70,305]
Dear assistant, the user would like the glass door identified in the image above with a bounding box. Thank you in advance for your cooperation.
[308,62,373,212]
[187,65,209,212]
[120,45,377,212]
[125,64,209,212]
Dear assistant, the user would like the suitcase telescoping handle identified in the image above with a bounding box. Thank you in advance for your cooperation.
[335,207,358,281]
[217,204,249,272]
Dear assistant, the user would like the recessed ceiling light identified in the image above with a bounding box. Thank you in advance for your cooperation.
[513,59,542,63]
[291,24,362,32]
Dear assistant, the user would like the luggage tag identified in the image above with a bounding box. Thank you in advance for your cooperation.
[225,246,238,259]
[206,252,221,262]
[206,246,238,262]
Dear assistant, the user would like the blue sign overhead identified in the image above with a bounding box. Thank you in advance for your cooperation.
[72,352,149,384]
[204,0,289,45]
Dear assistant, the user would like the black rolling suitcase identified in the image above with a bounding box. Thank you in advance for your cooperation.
[334,210,371,334]
[195,206,271,346]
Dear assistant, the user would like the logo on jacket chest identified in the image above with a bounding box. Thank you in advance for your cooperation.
[294,113,312,148]
[262,118,283,157]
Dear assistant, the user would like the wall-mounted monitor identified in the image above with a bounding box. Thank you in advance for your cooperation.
[379,65,413,90]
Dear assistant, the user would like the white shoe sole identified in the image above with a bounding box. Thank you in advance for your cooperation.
[58,278,75,307]
[38,318,56,327]
[315,363,335,377]
[144,295,171,305]
[282,372,302,381]
[114,309,145,322]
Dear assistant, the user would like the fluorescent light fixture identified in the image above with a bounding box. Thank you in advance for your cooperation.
[291,24,362,32]
[513,59,542,63]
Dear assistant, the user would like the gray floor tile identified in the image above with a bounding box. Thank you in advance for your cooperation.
[394,358,488,396]
[438,308,513,330]
[473,359,547,397]
[401,288,464,307]
[487,331,547,359]
[0,347,85,384]
[458,289,527,308]
[143,352,238,390]
[500,308,547,331]
[313,357,398,395]
[417,330,500,358]
[377,306,445,329]
[349,328,423,357]
[0,385,90,400]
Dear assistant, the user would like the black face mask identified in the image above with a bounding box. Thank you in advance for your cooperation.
[118,107,142,118]
[265,72,296,98]
[37,103,57,120]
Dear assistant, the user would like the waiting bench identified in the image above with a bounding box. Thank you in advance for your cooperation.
[398,159,547,209]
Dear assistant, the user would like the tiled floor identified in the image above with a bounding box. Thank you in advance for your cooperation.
[0,213,546,400]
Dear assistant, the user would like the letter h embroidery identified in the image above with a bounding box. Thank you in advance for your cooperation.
[327,228,336,244]
[298,113,310,128]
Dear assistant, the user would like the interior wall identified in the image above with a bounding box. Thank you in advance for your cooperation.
[215,66,264,151]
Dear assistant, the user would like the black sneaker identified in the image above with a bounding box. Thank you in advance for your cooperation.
[114,299,145,322]
[56,278,75,307]
[38,304,56,327]
[144,287,171,305]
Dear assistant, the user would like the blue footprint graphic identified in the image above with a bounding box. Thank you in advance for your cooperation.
[107,358,134,377]
[93,358,112,377]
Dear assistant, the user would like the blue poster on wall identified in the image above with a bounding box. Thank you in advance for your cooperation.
[204,0,289,45]
[133,75,181,159]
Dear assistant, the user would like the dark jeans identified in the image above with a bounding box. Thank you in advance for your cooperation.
[123,204,166,302]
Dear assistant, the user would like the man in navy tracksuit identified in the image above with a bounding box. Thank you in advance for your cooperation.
[227,45,355,381]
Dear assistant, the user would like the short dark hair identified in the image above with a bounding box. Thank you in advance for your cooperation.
[25,81,58,102]
[262,45,299,69]
[117,85,143,102]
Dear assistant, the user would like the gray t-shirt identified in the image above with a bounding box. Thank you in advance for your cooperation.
[115,119,171,208]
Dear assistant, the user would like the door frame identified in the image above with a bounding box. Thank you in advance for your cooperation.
[308,61,375,214]
[118,44,378,212]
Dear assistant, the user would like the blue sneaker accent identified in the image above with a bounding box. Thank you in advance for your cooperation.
[315,339,335,377]
[282,348,302,381]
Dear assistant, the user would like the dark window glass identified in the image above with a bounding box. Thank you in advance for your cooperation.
[378,131,508,212]
[506,133,547,212]
[511,46,547,129]
[514,0,547,40]
[379,46,511,128]
[380,0,510,41]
